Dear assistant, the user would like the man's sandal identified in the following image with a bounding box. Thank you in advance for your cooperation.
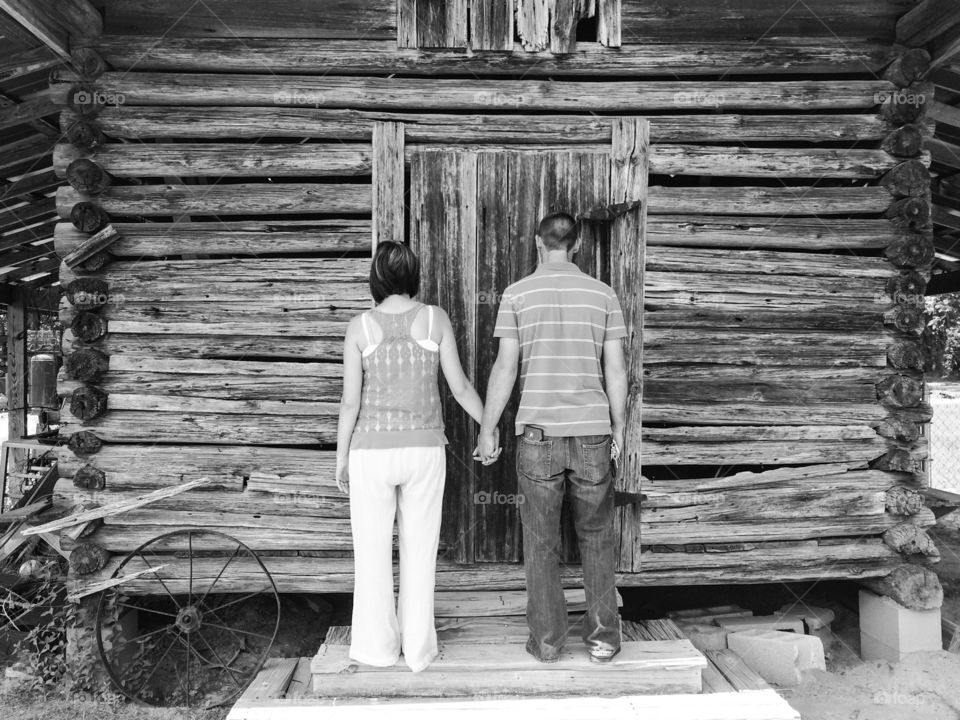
[588,646,621,664]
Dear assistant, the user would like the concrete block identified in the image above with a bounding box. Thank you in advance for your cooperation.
[776,603,836,631]
[717,614,805,634]
[859,589,942,662]
[674,621,728,652]
[727,629,826,687]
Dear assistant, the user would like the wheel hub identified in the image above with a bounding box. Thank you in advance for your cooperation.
[175,604,203,633]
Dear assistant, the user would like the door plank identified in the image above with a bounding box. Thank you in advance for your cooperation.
[610,118,650,573]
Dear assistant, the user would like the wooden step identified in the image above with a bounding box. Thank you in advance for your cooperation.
[310,639,706,697]
[228,688,799,719]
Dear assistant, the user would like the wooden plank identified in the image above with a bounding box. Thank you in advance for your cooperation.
[283,658,313,701]
[65,563,169,602]
[53,183,888,220]
[79,33,894,74]
[0,45,61,82]
[63,107,891,143]
[101,0,394,38]
[67,540,903,596]
[225,690,801,719]
[897,0,960,46]
[598,0,620,47]
[0,0,69,57]
[51,444,328,492]
[22,477,213,535]
[409,149,478,563]
[53,220,371,258]
[622,0,910,41]
[417,0,468,48]
[236,658,298,702]
[433,588,621,617]
[371,121,404,248]
[700,659,737,693]
[53,142,373,178]
[705,650,770,691]
[49,74,895,111]
[470,0,512,50]
[55,183,370,218]
[49,216,902,259]
[310,640,704,696]
[52,142,904,179]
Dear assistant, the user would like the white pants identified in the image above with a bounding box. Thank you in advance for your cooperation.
[348,445,446,672]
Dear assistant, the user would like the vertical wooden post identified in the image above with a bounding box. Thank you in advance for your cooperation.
[609,117,649,572]
[371,121,406,254]
[5,286,29,469]
[597,0,622,47]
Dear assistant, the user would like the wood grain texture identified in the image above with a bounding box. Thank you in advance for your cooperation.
[371,121,405,249]
[50,73,894,110]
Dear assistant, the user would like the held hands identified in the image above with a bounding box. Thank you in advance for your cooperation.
[473,426,502,465]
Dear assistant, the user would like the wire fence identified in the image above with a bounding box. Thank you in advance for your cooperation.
[929,382,960,493]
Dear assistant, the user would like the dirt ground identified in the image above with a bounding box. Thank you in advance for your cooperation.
[782,511,960,720]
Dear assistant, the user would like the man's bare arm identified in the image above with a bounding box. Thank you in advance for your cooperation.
[478,338,520,458]
[603,338,628,448]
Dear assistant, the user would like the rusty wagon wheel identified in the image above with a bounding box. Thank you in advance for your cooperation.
[94,529,281,708]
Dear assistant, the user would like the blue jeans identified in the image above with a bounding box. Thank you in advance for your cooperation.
[516,427,621,660]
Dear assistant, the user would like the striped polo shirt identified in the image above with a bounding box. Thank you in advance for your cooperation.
[493,260,628,436]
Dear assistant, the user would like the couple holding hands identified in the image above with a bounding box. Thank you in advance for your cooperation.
[336,212,628,672]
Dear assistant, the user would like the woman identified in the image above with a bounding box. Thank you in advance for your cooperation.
[335,241,494,673]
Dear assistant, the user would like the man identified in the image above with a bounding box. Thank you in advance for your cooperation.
[477,211,628,664]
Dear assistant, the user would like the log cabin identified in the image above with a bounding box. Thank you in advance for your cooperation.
[2,0,952,644]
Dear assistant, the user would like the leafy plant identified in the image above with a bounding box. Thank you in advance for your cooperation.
[925,292,960,380]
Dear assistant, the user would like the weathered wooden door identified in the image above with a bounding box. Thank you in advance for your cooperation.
[409,121,648,568]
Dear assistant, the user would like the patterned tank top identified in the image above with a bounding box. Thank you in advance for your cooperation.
[350,303,448,449]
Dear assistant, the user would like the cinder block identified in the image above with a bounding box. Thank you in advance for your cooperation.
[727,629,826,687]
[717,615,805,634]
[675,620,728,651]
[858,589,942,662]
[776,603,836,631]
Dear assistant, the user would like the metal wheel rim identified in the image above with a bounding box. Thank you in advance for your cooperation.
[95,528,280,708]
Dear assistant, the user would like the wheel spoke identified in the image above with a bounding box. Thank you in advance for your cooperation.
[113,623,173,654]
[136,551,182,610]
[203,587,270,614]
[187,531,194,606]
[185,628,192,708]
[196,630,245,689]
[196,544,241,607]
[115,601,178,619]
[202,621,274,642]
[133,631,178,699]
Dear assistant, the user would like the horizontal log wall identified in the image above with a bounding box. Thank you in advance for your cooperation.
[54,0,933,591]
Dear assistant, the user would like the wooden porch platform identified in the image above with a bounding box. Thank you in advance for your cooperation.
[227,617,800,719]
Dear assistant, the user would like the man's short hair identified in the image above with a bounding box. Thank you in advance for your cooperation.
[369,241,420,304]
[537,212,579,250]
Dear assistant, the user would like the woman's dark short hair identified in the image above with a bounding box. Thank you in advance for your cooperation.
[369,241,420,304]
